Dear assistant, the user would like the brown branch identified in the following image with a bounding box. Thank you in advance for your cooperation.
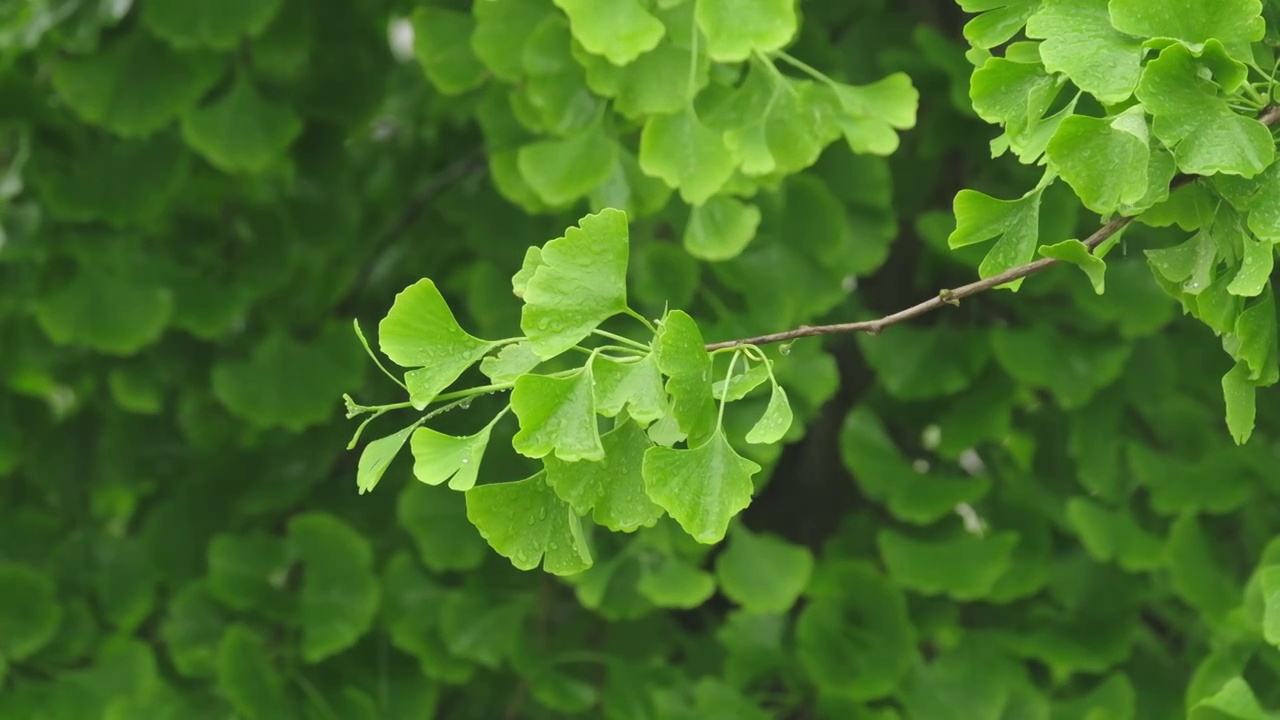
[706,105,1280,352]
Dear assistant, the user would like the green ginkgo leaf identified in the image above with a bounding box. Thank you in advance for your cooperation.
[744,383,792,445]
[512,367,604,462]
[694,0,797,61]
[878,528,1019,600]
[0,564,60,660]
[412,7,487,95]
[715,525,813,613]
[517,123,618,206]
[355,424,417,495]
[592,354,667,424]
[1025,0,1142,104]
[643,429,760,544]
[181,75,302,173]
[655,310,717,445]
[143,0,283,49]
[637,555,716,608]
[480,341,542,383]
[289,513,380,663]
[956,0,1038,48]
[378,279,496,409]
[684,196,762,261]
[217,625,290,719]
[830,73,919,156]
[1110,0,1264,60]
[520,209,630,359]
[465,472,593,575]
[639,106,736,204]
[544,417,664,532]
[949,182,1047,289]
[1045,109,1150,215]
[553,0,665,66]
[1039,239,1107,294]
[51,32,223,137]
[35,266,174,355]
[409,422,494,491]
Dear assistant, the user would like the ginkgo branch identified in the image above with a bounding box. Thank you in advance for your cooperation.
[706,105,1280,352]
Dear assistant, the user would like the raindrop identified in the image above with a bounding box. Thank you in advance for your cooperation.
[527,516,537,526]
[538,507,548,520]
[461,458,470,464]
[549,542,560,551]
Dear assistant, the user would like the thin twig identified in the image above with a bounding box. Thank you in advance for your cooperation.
[706,106,1280,352]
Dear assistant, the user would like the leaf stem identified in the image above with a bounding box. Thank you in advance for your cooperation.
[625,306,658,333]
[716,349,742,429]
[773,51,833,85]
[592,328,651,351]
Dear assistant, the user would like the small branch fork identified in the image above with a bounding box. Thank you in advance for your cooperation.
[705,106,1280,352]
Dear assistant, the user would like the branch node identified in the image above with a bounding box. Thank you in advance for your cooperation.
[939,288,960,307]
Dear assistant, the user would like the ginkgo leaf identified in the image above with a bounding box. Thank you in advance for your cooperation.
[684,196,762,261]
[713,364,770,402]
[35,267,174,355]
[949,183,1048,289]
[830,73,919,156]
[544,417,664,532]
[472,0,553,82]
[1046,108,1150,215]
[637,555,716,608]
[1025,0,1142,104]
[592,354,666,425]
[0,564,60,660]
[212,324,364,431]
[694,0,797,61]
[465,472,593,575]
[715,525,813,613]
[217,626,290,719]
[1110,0,1264,61]
[480,341,542,384]
[520,209,630,359]
[142,0,283,50]
[517,122,618,206]
[643,429,760,544]
[744,382,792,445]
[553,0,665,66]
[878,528,1019,600]
[702,66,840,177]
[639,106,736,204]
[1226,235,1274,297]
[412,7,487,95]
[956,0,1038,48]
[655,310,716,445]
[356,423,417,494]
[378,279,496,409]
[181,75,302,173]
[51,32,223,137]
[512,367,604,462]
[289,513,380,663]
[1040,239,1106,294]
[410,423,494,491]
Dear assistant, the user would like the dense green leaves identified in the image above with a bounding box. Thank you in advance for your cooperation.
[12,0,1280,716]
